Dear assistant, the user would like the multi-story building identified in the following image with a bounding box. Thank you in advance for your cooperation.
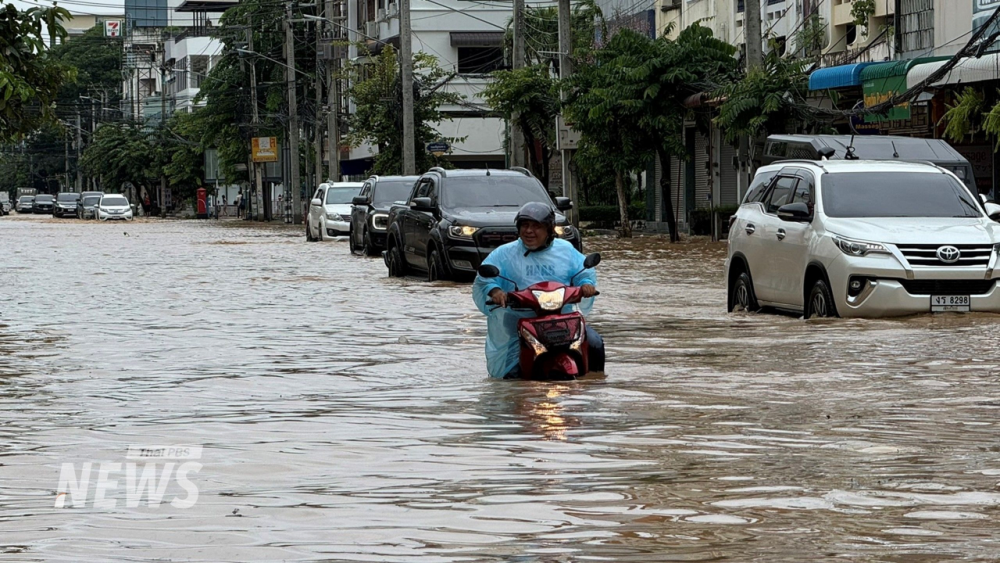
[342,0,511,175]
[62,11,125,42]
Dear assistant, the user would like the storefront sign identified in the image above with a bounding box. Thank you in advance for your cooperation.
[862,75,910,122]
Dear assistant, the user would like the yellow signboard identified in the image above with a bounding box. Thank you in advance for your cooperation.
[252,137,279,162]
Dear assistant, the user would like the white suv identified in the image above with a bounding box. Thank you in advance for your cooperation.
[726,160,1000,318]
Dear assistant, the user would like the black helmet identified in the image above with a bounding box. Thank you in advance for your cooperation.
[514,202,555,230]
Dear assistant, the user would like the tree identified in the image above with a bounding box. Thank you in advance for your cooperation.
[0,4,73,142]
[50,26,122,105]
[346,45,462,175]
[564,30,659,238]
[483,65,559,186]
[80,124,157,197]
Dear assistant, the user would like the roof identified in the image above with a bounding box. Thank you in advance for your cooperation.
[808,63,879,91]
[761,160,945,174]
[372,175,420,182]
[906,53,1000,88]
[450,32,504,47]
[430,169,532,178]
[860,57,950,82]
[767,134,967,163]
[175,0,239,11]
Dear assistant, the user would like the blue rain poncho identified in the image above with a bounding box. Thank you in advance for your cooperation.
[472,238,597,378]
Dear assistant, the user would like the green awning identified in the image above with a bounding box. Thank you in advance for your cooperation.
[860,57,950,122]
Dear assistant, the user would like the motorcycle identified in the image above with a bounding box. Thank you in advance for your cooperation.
[478,253,601,381]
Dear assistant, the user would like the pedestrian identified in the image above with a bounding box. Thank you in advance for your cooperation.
[144,194,151,217]
[221,194,228,217]
[235,189,243,219]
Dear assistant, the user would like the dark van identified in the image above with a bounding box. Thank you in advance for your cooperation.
[762,134,977,193]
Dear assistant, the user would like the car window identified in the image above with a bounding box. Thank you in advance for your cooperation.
[374,181,415,205]
[745,172,776,204]
[313,188,323,201]
[764,177,799,214]
[326,187,360,204]
[822,172,982,218]
[427,180,439,204]
[414,180,431,199]
[439,176,551,209]
[791,174,813,205]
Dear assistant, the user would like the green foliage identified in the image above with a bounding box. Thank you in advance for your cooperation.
[483,65,559,186]
[940,87,984,143]
[0,4,74,142]
[80,124,159,193]
[689,205,739,236]
[981,94,1000,150]
[346,46,462,175]
[579,203,646,224]
[851,0,876,32]
[715,49,810,143]
[795,14,826,58]
[50,26,122,103]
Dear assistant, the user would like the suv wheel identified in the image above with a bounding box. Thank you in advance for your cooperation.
[807,278,838,318]
[363,228,378,257]
[730,271,759,313]
[306,219,315,241]
[386,244,406,277]
[427,249,449,282]
[349,226,357,253]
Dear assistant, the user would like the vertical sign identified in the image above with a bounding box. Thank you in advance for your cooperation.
[105,20,122,37]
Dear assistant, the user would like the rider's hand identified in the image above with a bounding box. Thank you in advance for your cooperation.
[580,284,597,298]
[488,288,508,308]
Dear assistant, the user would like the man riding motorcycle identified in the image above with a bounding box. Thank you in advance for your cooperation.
[472,202,605,379]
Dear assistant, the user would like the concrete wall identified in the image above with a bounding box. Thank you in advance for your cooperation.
[936,0,975,57]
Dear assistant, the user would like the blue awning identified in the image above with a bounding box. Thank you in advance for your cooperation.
[809,63,879,91]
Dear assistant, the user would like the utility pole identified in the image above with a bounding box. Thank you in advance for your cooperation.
[557,0,578,225]
[314,17,324,187]
[326,0,340,182]
[400,0,416,175]
[64,129,70,192]
[160,64,167,217]
[745,0,763,69]
[247,28,265,222]
[286,3,303,223]
[510,0,526,168]
[75,110,82,191]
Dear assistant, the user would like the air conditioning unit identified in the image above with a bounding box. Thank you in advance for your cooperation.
[387,3,398,17]
[376,8,386,21]
[660,0,681,11]
[365,21,379,39]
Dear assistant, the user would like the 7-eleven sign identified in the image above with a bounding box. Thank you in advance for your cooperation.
[105,20,121,37]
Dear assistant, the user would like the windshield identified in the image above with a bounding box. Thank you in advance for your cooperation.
[326,186,361,204]
[83,196,101,205]
[373,181,415,205]
[441,176,551,209]
[19,196,32,202]
[102,196,129,207]
[822,172,983,218]
[57,193,79,202]
[35,195,53,203]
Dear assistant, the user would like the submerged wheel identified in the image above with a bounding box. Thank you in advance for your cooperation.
[730,271,760,313]
[306,219,315,241]
[349,226,357,253]
[386,244,406,278]
[807,278,838,319]
[427,249,448,282]
[363,228,378,257]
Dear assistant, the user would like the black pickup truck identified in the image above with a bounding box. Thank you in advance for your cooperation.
[383,167,580,281]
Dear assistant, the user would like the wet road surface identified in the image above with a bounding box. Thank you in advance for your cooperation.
[2,213,1000,561]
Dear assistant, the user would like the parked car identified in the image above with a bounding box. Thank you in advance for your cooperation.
[306,182,364,241]
[96,194,134,221]
[15,196,34,213]
[0,193,10,215]
[78,195,102,219]
[53,192,81,218]
[726,160,1000,318]
[77,191,104,218]
[32,194,54,214]
[383,167,579,281]
[349,175,419,256]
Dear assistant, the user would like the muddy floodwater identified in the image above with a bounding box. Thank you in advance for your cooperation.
[3,214,1000,562]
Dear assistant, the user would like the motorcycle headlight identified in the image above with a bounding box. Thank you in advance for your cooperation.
[532,287,566,311]
[326,212,343,221]
[834,236,890,257]
[449,225,479,239]
[371,213,389,230]
[520,327,548,357]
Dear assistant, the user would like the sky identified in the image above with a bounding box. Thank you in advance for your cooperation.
[9,0,126,17]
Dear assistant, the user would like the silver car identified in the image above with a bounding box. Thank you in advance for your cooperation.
[726,160,1000,318]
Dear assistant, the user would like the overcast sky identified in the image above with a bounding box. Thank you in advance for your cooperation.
[11,0,125,17]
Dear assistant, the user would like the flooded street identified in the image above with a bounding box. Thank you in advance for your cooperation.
[3,213,1000,562]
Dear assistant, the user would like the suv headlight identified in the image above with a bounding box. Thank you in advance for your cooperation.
[326,212,343,221]
[371,213,389,230]
[834,236,890,257]
[449,225,478,239]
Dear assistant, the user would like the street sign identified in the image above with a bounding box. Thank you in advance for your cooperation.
[426,141,450,157]
[252,137,279,162]
[555,116,580,150]
[104,20,121,37]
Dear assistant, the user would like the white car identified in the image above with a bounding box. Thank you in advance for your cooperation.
[726,160,1000,318]
[97,194,134,221]
[306,182,364,241]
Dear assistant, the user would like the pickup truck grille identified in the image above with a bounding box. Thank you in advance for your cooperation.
[476,227,518,248]
[898,279,996,295]
[897,244,993,267]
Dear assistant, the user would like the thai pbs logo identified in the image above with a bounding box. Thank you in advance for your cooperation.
[55,445,202,508]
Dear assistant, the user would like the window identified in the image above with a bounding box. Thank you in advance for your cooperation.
[821,172,982,218]
[457,47,504,74]
[791,176,812,205]
[313,188,324,201]
[744,172,776,204]
[426,180,439,204]
[413,180,431,200]
[765,176,799,214]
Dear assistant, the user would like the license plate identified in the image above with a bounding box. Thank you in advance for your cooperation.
[931,295,970,312]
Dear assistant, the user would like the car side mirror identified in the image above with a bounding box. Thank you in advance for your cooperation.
[583,253,601,269]
[554,197,573,211]
[410,197,435,212]
[310,198,322,207]
[352,195,368,206]
[478,264,500,278]
[985,202,1000,221]
[777,202,812,222]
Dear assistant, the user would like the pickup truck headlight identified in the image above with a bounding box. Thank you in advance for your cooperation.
[326,212,343,221]
[554,225,574,238]
[371,213,389,230]
[834,236,890,257]
[449,225,479,239]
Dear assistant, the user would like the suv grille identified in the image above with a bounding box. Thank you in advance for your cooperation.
[897,244,993,267]
[898,279,996,295]
[476,227,518,248]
